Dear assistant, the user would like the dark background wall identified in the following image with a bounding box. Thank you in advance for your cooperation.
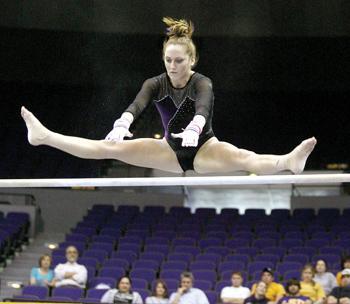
[1,1,350,178]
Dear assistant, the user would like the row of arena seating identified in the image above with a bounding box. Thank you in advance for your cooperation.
[14,205,350,303]
[0,211,30,265]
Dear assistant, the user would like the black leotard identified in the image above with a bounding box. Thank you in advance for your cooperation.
[125,72,215,171]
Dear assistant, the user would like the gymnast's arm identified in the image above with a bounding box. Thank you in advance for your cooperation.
[105,78,158,141]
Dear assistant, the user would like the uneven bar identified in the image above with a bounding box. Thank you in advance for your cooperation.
[0,174,349,188]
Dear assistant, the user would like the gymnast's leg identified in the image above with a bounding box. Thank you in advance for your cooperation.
[21,107,183,173]
[193,137,317,175]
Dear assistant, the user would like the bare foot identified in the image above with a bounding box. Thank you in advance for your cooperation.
[287,137,317,174]
[21,106,50,146]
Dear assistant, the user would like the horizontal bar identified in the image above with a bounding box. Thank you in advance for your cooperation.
[0,174,349,188]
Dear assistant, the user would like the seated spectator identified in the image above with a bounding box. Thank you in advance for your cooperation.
[328,269,350,304]
[30,254,54,287]
[146,279,169,304]
[251,268,285,303]
[337,257,350,286]
[101,276,143,304]
[277,279,312,304]
[169,271,209,304]
[244,281,268,304]
[221,271,251,304]
[314,259,338,295]
[300,264,326,304]
[53,246,87,288]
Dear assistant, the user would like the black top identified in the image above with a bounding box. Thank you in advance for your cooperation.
[125,72,214,139]
[330,286,350,299]
[244,295,269,304]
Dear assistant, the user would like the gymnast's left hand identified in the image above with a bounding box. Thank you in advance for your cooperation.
[171,129,199,147]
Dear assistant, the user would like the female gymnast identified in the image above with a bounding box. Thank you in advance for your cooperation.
[21,17,317,175]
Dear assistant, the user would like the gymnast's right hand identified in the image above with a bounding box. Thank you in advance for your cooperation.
[105,112,134,142]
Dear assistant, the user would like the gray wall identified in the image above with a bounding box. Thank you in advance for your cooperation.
[0,188,184,234]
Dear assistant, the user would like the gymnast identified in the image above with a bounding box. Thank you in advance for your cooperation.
[21,17,316,175]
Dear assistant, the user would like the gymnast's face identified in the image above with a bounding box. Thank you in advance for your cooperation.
[164,44,194,85]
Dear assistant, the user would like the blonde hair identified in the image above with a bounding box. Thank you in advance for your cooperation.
[162,17,198,66]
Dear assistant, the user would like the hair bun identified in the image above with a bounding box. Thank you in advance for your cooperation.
[163,17,194,39]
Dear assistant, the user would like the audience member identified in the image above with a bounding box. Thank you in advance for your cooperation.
[30,254,54,287]
[314,260,338,295]
[251,268,285,303]
[221,271,251,304]
[101,276,143,304]
[244,281,268,304]
[146,279,169,304]
[277,279,311,304]
[300,264,325,304]
[169,271,209,304]
[337,257,350,286]
[327,269,350,304]
[53,246,87,288]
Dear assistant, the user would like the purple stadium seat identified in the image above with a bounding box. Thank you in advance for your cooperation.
[225,239,250,249]
[83,249,108,264]
[117,205,140,215]
[319,246,345,256]
[289,246,317,258]
[78,256,99,268]
[305,239,330,248]
[90,204,114,213]
[111,250,137,264]
[261,247,286,259]
[244,209,266,218]
[160,269,184,280]
[270,209,290,219]
[194,280,213,290]
[48,296,73,302]
[86,266,97,279]
[52,287,84,300]
[99,228,121,238]
[22,285,49,300]
[280,225,302,234]
[220,208,239,217]
[283,270,301,280]
[248,261,274,274]
[218,261,245,273]
[79,297,101,303]
[231,231,254,241]
[162,261,188,271]
[167,252,193,264]
[205,223,226,232]
[178,230,201,239]
[293,208,315,219]
[144,236,169,246]
[318,208,340,218]
[256,232,281,240]
[131,278,148,289]
[14,295,40,301]
[169,206,191,217]
[333,239,350,249]
[130,268,156,282]
[118,236,143,246]
[255,254,280,264]
[89,242,114,255]
[192,270,217,283]
[284,231,305,240]
[99,266,126,279]
[283,254,309,264]
[276,262,303,275]
[143,205,165,216]
[133,260,159,270]
[87,288,109,300]
[91,235,116,244]
[252,239,277,249]
[235,247,258,258]
[280,239,303,249]
[71,227,96,238]
[65,233,88,243]
[103,258,129,270]
[144,244,169,255]
[190,261,216,271]
[173,245,200,256]
[135,289,151,301]
[205,231,227,240]
[51,248,66,257]
[125,229,150,239]
[140,252,165,264]
[51,256,66,267]
[89,277,117,289]
[172,237,196,247]
[224,254,250,265]
[153,231,177,239]
[337,232,350,240]
[205,246,231,258]
[199,238,223,250]
[195,253,222,265]
[118,243,142,253]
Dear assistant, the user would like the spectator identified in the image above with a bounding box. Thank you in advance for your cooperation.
[244,281,268,304]
[101,276,143,304]
[53,246,87,288]
[169,271,209,304]
[30,254,54,287]
[337,257,350,286]
[277,279,312,304]
[300,264,325,304]
[327,269,350,304]
[221,271,251,304]
[251,268,285,303]
[314,259,338,295]
[146,279,169,304]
